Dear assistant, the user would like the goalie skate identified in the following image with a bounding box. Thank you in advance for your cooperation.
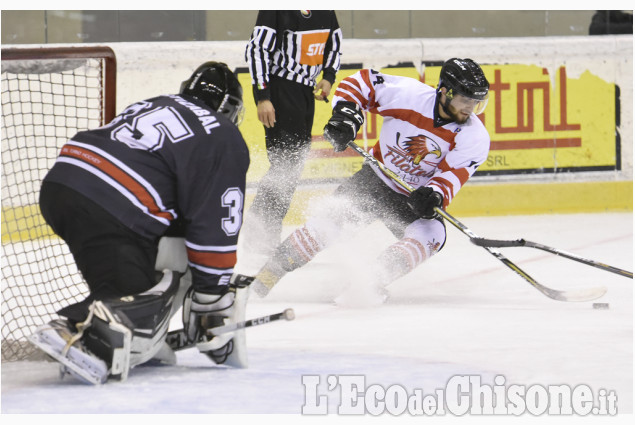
[28,319,108,385]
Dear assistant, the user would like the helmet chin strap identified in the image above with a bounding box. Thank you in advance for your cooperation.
[441,97,453,117]
[436,89,453,120]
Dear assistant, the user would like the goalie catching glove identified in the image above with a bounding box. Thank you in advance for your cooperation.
[408,186,444,219]
[323,101,364,152]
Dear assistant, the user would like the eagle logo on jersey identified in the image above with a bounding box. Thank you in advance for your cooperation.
[403,135,442,165]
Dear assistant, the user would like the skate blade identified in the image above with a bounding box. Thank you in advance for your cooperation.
[28,331,108,385]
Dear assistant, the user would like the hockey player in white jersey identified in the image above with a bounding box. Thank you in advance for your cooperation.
[249,58,490,300]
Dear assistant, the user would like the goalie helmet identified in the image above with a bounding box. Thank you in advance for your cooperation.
[437,58,489,115]
[180,62,244,125]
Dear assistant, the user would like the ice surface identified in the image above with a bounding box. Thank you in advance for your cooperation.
[1,212,633,420]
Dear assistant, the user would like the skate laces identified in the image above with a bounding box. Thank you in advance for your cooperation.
[60,305,95,357]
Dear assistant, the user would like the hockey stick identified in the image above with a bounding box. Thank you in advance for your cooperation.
[346,141,608,302]
[470,237,632,279]
[207,308,295,336]
[166,307,294,352]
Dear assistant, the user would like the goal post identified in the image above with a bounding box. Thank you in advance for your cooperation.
[1,46,117,361]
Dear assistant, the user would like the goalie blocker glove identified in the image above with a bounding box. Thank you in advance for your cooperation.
[323,101,364,152]
[408,186,444,219]
[182,287,236,364]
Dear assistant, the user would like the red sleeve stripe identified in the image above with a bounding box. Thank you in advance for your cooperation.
[437,160,470,186]
[452,168,470,186]
[334,88,364,107]
[337,79,364,99]
[428,180,451,208]
[187,249,237,269]
[359,70,376,104]
[437,158,452,172]
[433,176,456,196]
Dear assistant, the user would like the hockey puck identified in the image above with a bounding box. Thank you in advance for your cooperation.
[592,303,609,309]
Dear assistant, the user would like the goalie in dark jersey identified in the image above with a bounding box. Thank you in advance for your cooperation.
[29,62,250,384]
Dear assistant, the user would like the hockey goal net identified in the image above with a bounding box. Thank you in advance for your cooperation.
[1,46,116,361]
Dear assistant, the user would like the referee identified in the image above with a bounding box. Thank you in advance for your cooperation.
[244,10,342,254]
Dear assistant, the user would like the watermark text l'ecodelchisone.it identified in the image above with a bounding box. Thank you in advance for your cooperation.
[301,374,618,416]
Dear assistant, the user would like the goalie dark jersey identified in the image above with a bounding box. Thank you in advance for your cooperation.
[43,94,250,289]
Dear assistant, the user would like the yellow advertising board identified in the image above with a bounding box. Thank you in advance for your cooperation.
[236,61,620,183]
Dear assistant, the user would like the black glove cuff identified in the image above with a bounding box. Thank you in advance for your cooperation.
[332,101,364,132]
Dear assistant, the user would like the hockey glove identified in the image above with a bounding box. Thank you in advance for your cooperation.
[182,287,235,343]
[408,186,444,219]
[323,101,364,152]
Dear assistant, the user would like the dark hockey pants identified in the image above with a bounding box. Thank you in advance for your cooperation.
[39,181,159,322]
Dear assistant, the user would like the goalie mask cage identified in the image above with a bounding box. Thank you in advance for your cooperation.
[1,46,116,362]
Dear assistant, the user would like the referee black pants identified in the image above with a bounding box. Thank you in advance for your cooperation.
[250,76,315,233]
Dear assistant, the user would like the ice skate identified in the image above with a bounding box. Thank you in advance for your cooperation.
[28,319,108,385]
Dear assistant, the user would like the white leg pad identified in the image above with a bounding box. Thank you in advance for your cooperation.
[222,285,249,368]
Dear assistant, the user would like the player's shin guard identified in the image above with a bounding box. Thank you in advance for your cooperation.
[251,225,324,297]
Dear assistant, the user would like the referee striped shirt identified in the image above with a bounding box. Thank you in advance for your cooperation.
[245,10,342,102]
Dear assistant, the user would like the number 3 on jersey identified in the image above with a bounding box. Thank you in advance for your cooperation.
[221,187,244,236]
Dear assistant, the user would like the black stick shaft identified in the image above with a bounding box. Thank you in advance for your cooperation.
[167,309,295,351]
[470,238,632,278]
[207,308,295,336]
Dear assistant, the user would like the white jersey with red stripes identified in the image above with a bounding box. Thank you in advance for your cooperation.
[333,69,490,208]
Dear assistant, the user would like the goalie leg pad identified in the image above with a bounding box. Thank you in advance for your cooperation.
[183,280,248,368]
[88,269,182,373]
[223,282,248,368]
[183,289,235,361]
[82,300,133,381]
[29,270,182,384]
